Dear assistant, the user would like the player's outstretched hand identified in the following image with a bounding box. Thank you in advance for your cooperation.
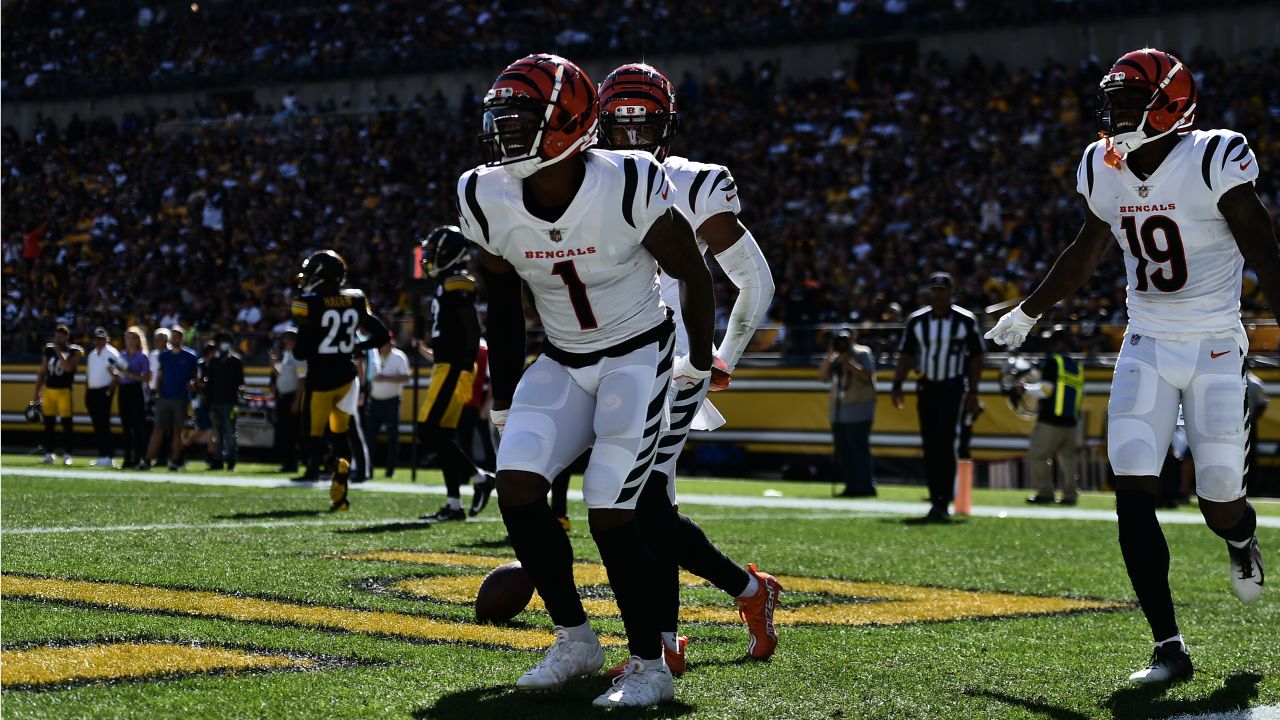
[985,304,1040,349]
[673,355,712,391]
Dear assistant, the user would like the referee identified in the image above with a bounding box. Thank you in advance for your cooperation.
[891,272,985,521]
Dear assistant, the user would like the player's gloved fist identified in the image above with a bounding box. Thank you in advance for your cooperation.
[489,408,509,435]
[709,356,732,392]
[672,355,712,391]
[984,304,1040,349]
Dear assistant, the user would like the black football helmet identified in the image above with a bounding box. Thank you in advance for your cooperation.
[297,250,347,293]
[420,226,470,279]
[25,401,43,424]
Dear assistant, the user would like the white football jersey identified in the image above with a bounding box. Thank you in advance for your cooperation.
[659,155,742,355]
[1076,129,1258,338]
[457,148,676,354]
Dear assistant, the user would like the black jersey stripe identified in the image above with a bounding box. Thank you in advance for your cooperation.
[622,156,638,228]
[646,160,659,203]
[709,169,730,198]
[1222,136,1245,168]
[687,168,712,215]
[1085,146,1097,196]
[1201,135,1223,190]
[463,172,489,244]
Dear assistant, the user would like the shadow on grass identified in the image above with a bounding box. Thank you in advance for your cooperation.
[459,537,513,550]
[416,679,695,720]
[334,521,432,535]
[896,516,968,526]
[964,688,1090,720]
[213,509,324,520]
[1105,672,1262,720]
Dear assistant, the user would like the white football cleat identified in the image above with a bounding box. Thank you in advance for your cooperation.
[515,626,604,692]
[40,453,56,464]
[62,455,74,466]
[592,656,674,708]
[91,457,113,467]
[1128,640,1193,685]
[1228,536,1264,604]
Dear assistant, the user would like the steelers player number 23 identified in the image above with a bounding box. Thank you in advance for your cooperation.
[552,260,598,330]
[1121,214,1188,293]
[319,308,359,354]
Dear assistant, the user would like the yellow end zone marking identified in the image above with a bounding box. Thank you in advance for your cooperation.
[0,575,620,650]
[342,551,1123,625]
[1,642,307,688]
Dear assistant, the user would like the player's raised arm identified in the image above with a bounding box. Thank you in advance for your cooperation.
[356,303,391,350]
[643,206,714,371]
[1221,184,1280,328]
[475,248,525,412]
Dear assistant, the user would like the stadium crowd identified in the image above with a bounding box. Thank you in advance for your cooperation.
[4,46,1278,358]
[3,0,1232,101]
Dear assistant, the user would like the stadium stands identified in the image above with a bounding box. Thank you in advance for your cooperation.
[3,46,1277,358]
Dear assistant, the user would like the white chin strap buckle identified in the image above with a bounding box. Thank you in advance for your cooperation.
[1111,131,1147,154]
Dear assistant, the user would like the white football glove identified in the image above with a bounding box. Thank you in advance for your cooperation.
[984,304,1040,349]
[672,355,712,391]
[489,407,509,435]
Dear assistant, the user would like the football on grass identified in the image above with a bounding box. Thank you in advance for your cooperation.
[475,561,535,624]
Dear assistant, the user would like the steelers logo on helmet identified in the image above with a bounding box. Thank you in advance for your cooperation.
[420,226,470,280]
[598,63,680,161]
[1095,48,1197,165]
[479,53,598,179]
[297,250,347,293]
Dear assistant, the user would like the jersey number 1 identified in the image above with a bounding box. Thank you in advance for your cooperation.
[1121,215,1188,293]
[552,261,598,330]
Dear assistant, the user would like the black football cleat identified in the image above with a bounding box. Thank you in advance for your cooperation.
[422,506,466,522]
[469,472,496,516]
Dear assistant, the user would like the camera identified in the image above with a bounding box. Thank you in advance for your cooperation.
[829,328,852,353]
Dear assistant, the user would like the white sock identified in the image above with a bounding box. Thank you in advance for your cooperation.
[737,574,760,599]
[1157,634,1186,651]
[562,621,595,642]
[1228,537,1252,549]
[446,497,462,511]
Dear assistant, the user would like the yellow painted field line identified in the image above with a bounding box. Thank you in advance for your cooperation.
[1,642,308,688]
[0,575,612,650]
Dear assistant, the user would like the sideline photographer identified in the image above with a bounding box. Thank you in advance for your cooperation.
[819,327,877,496]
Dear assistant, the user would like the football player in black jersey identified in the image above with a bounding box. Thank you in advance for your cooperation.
[291,250,390,511]
[413,226,496,520]
[33,325,82,464]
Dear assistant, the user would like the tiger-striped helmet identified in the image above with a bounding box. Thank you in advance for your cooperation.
[479,53,598,179]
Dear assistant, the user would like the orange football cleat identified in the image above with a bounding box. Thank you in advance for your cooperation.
[605,635,687,679]
[735,563,781,660]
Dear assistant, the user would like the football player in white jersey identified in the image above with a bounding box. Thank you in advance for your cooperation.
[456,53,715,709]
[987,49,1279,685]
[595,62,781,676]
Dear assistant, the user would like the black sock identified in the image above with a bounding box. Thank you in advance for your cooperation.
[593,518,663,659]
[1116,488,1178,642]
[43,418,56,452]
[62,418,74,455]
[636,472,681,634]
[677,513,752,596]
[1211,501,1257,544]
[550,469,571,517]
[500,500,586,628]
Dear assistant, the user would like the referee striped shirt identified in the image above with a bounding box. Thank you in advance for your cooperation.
[899,306,984,381]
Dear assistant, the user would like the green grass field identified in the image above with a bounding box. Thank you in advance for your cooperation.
[1,453,1277,719]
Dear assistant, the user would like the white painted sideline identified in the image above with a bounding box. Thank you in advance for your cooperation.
[3,466,1280,528]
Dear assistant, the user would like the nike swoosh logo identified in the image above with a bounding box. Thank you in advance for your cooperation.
[1210,350,1232,359]
[661,187,669,200]
[726,194,737,202]
[1241,159,1254,171]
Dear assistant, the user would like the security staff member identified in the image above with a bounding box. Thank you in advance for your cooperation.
[85,326,121,467]
[34,325,83,464]
[1025,328,1084,505]
[891,272,985,521]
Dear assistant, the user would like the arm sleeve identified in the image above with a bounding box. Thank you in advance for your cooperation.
[290,299,315,360]
[712,229,775,370]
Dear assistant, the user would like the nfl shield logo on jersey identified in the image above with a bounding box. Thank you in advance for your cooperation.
[549,229,563,243]
[1137,185,1150,198]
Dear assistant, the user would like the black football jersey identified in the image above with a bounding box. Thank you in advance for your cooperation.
[43,343,83,389]
[429,273,481,367]
[291,289,389,391]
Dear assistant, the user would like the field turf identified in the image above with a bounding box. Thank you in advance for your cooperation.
[1,453,1277,719]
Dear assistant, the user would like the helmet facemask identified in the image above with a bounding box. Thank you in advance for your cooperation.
[599,108,678,161]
